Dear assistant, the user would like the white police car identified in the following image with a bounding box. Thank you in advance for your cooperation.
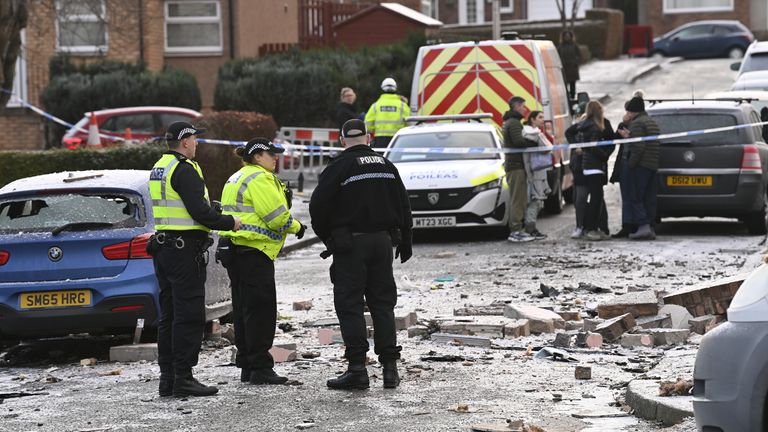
[385,114,508,234]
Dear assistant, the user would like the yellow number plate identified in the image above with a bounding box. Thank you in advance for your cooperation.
[666,175,713,187]
[20,290,91,309]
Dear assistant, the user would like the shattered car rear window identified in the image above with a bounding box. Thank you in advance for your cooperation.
[0,192,145,234]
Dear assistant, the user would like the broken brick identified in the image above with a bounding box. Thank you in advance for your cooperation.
[453,305,505,316]
[292,300,313,311]
[663,273,746,317]
[594,313,636,342]
[582,318,604,332]
[553,333,571,348]
[620,333,653,348]
[269,343,297,363]
[585,332,603,348]
[318,328,343,345]
[638,328,691,346]
[430,333,492,348]
[395,312,418,331]
[575,366,592,380]
[635,314,672,330]
[503,304,565,334]
[596,291,659,319]
[556,310,582,321]
[407,325,429,338]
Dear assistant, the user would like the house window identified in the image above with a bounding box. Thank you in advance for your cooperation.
[7,30,26,108]
[663,0,733,14]
[165,1,223,54]
[500,0,513,14]
[458,0,485,24]
[55,0,107,54]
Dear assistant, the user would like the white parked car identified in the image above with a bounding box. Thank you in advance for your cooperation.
[384,115,509,236]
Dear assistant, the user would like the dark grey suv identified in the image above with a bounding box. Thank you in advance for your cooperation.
[647,99,768,234]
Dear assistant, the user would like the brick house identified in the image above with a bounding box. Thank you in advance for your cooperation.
[425,0,605,26]
[3,0,299,151]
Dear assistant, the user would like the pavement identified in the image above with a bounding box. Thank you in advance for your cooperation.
[579,56,681,106]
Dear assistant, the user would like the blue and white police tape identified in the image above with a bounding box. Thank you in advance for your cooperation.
[0,88,129,143]
[260,120,768,155]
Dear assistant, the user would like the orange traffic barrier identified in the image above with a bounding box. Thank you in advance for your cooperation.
[86,112,102,147]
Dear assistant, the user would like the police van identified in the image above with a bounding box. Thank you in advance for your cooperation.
[409,34,575,213]
[385,114,508,235]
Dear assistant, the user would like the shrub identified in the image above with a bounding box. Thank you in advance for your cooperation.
[194,111,279,201]
[214,33,425,128]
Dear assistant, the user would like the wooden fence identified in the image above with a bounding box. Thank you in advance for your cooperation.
[299,0,373,49]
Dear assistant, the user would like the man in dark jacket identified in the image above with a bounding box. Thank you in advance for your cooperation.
[617,95,660,240]
[503,96,539,242]
[558,30,581,100]
[335,87,358,130]
[310,119,412,390]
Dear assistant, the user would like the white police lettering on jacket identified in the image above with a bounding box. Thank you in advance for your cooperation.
[380,106,397,112]
[357,156,386,165]
[150,167,165,180]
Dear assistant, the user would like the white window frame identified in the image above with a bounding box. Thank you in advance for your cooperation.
[500,0,514,14]
[164,0,223,54]
[7,30,26,108]
[55,0,108,54]
[663,0,734,14]
[458,0,486,24]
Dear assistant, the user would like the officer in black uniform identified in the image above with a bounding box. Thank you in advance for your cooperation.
[309,119,413,390]
[149,121,241,397]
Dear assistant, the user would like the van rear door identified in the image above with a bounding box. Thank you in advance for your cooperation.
[411,41,542,127]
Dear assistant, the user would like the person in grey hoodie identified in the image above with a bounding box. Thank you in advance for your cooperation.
[503,96,539,242]
[617,94,660,240]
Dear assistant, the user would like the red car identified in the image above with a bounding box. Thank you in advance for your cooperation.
[62,106,202,149]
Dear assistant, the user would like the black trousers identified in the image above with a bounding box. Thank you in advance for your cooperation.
[235,248,277,370]
[567,81,577,100]
[221,250,247,369]
[584,174,607,232]
[154,243,207,377]
[331,231,401,364]
[371,136,393,149]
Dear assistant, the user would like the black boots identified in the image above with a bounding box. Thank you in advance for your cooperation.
[382,362,400,389]
[240,368,251,383]
[611,224,636,238]
[249,368,288,385]
[327,364,370,390]
[173,375,219,397]
[158,374,174,397]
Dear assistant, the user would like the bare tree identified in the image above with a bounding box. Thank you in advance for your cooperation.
[0,0,28,110]
[555,0,585,32]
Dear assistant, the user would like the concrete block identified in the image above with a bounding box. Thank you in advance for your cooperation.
[503,319,530,338]
[688,315,720,335]
[438,316,526,338]
[620,333,654,348]
[269,343,297,363]
[659,305,694,329]
[503,304,565,334]
[594,313,636,342]
[430,333,492,348]
[293,300,313,311]
[109,343,158,362]
[663,273,746,317]
[553,333,572,348]
[395,311,418,331]
[575,366,591,380]
[318,328,343,345]
[586,332,603,348]
[565,320,584,331]
[453,305,505,316]
[641,328,690,346]
[597,291,659,319]
[556,310,581,321]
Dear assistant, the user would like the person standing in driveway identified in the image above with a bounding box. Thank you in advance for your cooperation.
[617,94,660,240]
[558,30,581,101]
[149,121,241,397]
[503,96,539,242]
[335,87,358,130]
[219,138,306,385]
[310,119,412,390]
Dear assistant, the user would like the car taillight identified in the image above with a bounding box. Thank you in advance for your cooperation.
[63,137,82,150]
[102,233,153,260]
[111,305,145,312]
[740,145,762,174]
[0,251,9,266]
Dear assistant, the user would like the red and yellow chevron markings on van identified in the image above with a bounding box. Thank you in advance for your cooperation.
[417,43,541,126]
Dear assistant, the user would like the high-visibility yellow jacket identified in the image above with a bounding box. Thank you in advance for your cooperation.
[365,93,411,137]
[149,154,211,232]
[218,164,300,260]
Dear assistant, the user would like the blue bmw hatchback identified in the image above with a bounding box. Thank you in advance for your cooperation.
[0,170,230,338]
[652,20,754,59]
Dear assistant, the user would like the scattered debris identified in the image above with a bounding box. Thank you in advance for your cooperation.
[638,328,691,346]
[80,358,97,366]
[278,322,295,333]
[97,368,123,377]
[663,273,746,316]
[659,378,693,396]
[269,343,297,363]
[534,347,577,362]
[553,333,571,348]
[582,318,604,332]
[434,251,457,259]
[635,314,673,329]
[574,366,592,380]
[578,282,611,294]
[454,305,506,316]
[688,315,724,335]
[395,312,418,331]
[45,374,62,383]
[594,313,636,342]
[295,422,316,430]
[620,333,653,348]
[539,283,559,298]
[293,300,313,311]
[503,304,565,334]
[596,291,659,319]
[431,333,492,348]
[420,352,468,362]
[317,328,343,345]
[438,316,530,338]
[300,351,320,359]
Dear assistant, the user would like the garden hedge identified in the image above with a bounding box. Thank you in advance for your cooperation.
[214,33,425,128]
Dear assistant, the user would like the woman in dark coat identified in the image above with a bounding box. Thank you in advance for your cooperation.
[565,100,615,240]
[558,30,581,100]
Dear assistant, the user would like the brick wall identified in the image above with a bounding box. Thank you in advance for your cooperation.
[645,0,751,36]
[439,0,524,25]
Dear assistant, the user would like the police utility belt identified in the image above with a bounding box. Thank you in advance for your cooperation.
[320,227,401,259]
[146,231,213,255]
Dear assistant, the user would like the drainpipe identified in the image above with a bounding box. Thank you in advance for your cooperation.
[228,0,235,58]
[138,0,145,66]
